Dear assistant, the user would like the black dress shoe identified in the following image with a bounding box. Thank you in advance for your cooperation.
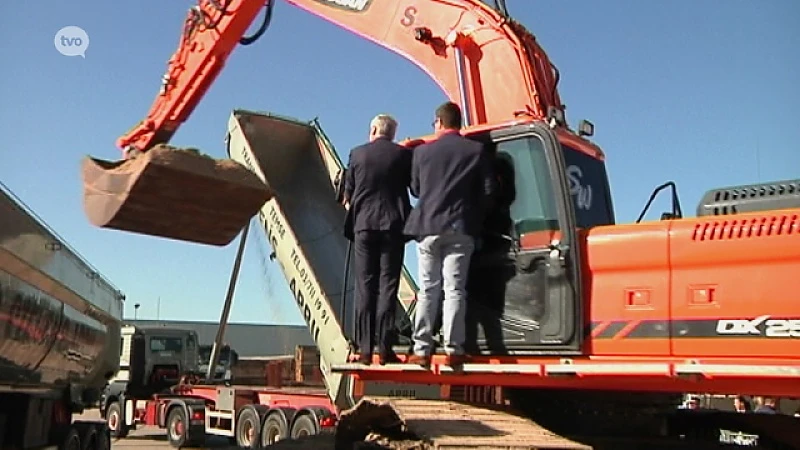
[357,354,373,365]
[378,352,401,365]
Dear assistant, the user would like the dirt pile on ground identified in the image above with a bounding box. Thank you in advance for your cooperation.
[216,433,423,450]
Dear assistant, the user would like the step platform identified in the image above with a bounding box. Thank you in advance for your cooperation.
[332,354,800,396]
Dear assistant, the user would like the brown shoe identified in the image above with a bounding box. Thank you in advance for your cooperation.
[406,354,431,367]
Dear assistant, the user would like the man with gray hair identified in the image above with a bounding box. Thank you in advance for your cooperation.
[342,113,412,365]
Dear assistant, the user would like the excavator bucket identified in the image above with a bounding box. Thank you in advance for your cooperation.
[81,145,272,246]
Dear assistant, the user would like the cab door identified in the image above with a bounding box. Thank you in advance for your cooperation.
[475,123,583,353]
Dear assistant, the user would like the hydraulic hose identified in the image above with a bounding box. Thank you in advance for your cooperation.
[241,0,274,45]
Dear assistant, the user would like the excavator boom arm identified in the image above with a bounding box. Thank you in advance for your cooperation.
[116,0,563,155]
[117,0,269,153]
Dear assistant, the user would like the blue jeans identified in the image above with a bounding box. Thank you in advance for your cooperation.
[412,232,475,356]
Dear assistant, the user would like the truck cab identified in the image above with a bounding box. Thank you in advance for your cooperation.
[101,325,200,437]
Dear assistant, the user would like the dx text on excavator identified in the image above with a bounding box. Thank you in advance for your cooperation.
[78,0,800,447]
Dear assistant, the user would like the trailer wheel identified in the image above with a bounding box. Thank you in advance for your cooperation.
[104,402,128,438]
[235,406,262,448]
[166,407,188,448]
[261,412,289,446]
[290,414,317,439]
[59,427,81,450]
[79,425,97,450]
[93,424,111,450]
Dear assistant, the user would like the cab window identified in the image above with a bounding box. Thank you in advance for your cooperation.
[150,337,183,353]
[561,144,614,228]
[495,136,560,236]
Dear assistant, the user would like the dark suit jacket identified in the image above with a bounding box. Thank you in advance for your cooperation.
[343,137,412,241]
[403,131,494,239]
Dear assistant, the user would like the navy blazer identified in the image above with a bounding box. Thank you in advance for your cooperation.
[343,137,412,241]
[403,131,495,239]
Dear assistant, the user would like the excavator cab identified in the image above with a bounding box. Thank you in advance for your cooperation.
[81,145,272,246]
[454,122,614,354]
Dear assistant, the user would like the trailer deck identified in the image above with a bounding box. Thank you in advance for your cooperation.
[172,383,332,410]
[177,384,329,398]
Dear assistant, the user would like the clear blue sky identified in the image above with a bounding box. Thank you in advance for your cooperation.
[1,1,798,327]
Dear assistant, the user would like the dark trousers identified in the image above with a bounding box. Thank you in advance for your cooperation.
[354,229,404,358]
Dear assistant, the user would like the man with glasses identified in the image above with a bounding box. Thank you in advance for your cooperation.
[403,101,495,367]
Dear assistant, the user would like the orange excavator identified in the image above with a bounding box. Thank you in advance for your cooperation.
[79,0,800,447]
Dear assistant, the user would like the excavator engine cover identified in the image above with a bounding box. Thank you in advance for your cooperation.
[81,145,272,246]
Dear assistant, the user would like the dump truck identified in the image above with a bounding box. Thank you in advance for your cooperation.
[0,183,125,449]
[76,0,800,448]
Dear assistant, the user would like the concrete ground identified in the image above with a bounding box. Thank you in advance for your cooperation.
[76,410,158,449]
[74,410,336,449]
[75,409,230,449]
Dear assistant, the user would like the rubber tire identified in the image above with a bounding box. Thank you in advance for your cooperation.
[260,413,289,446]
[235,407,262,448]
[105,402,128,438]
[166,407,188,448]
[290,414,317,439]
[80,425,97,450]
[93,424,111,450]
[59,427,81,450]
